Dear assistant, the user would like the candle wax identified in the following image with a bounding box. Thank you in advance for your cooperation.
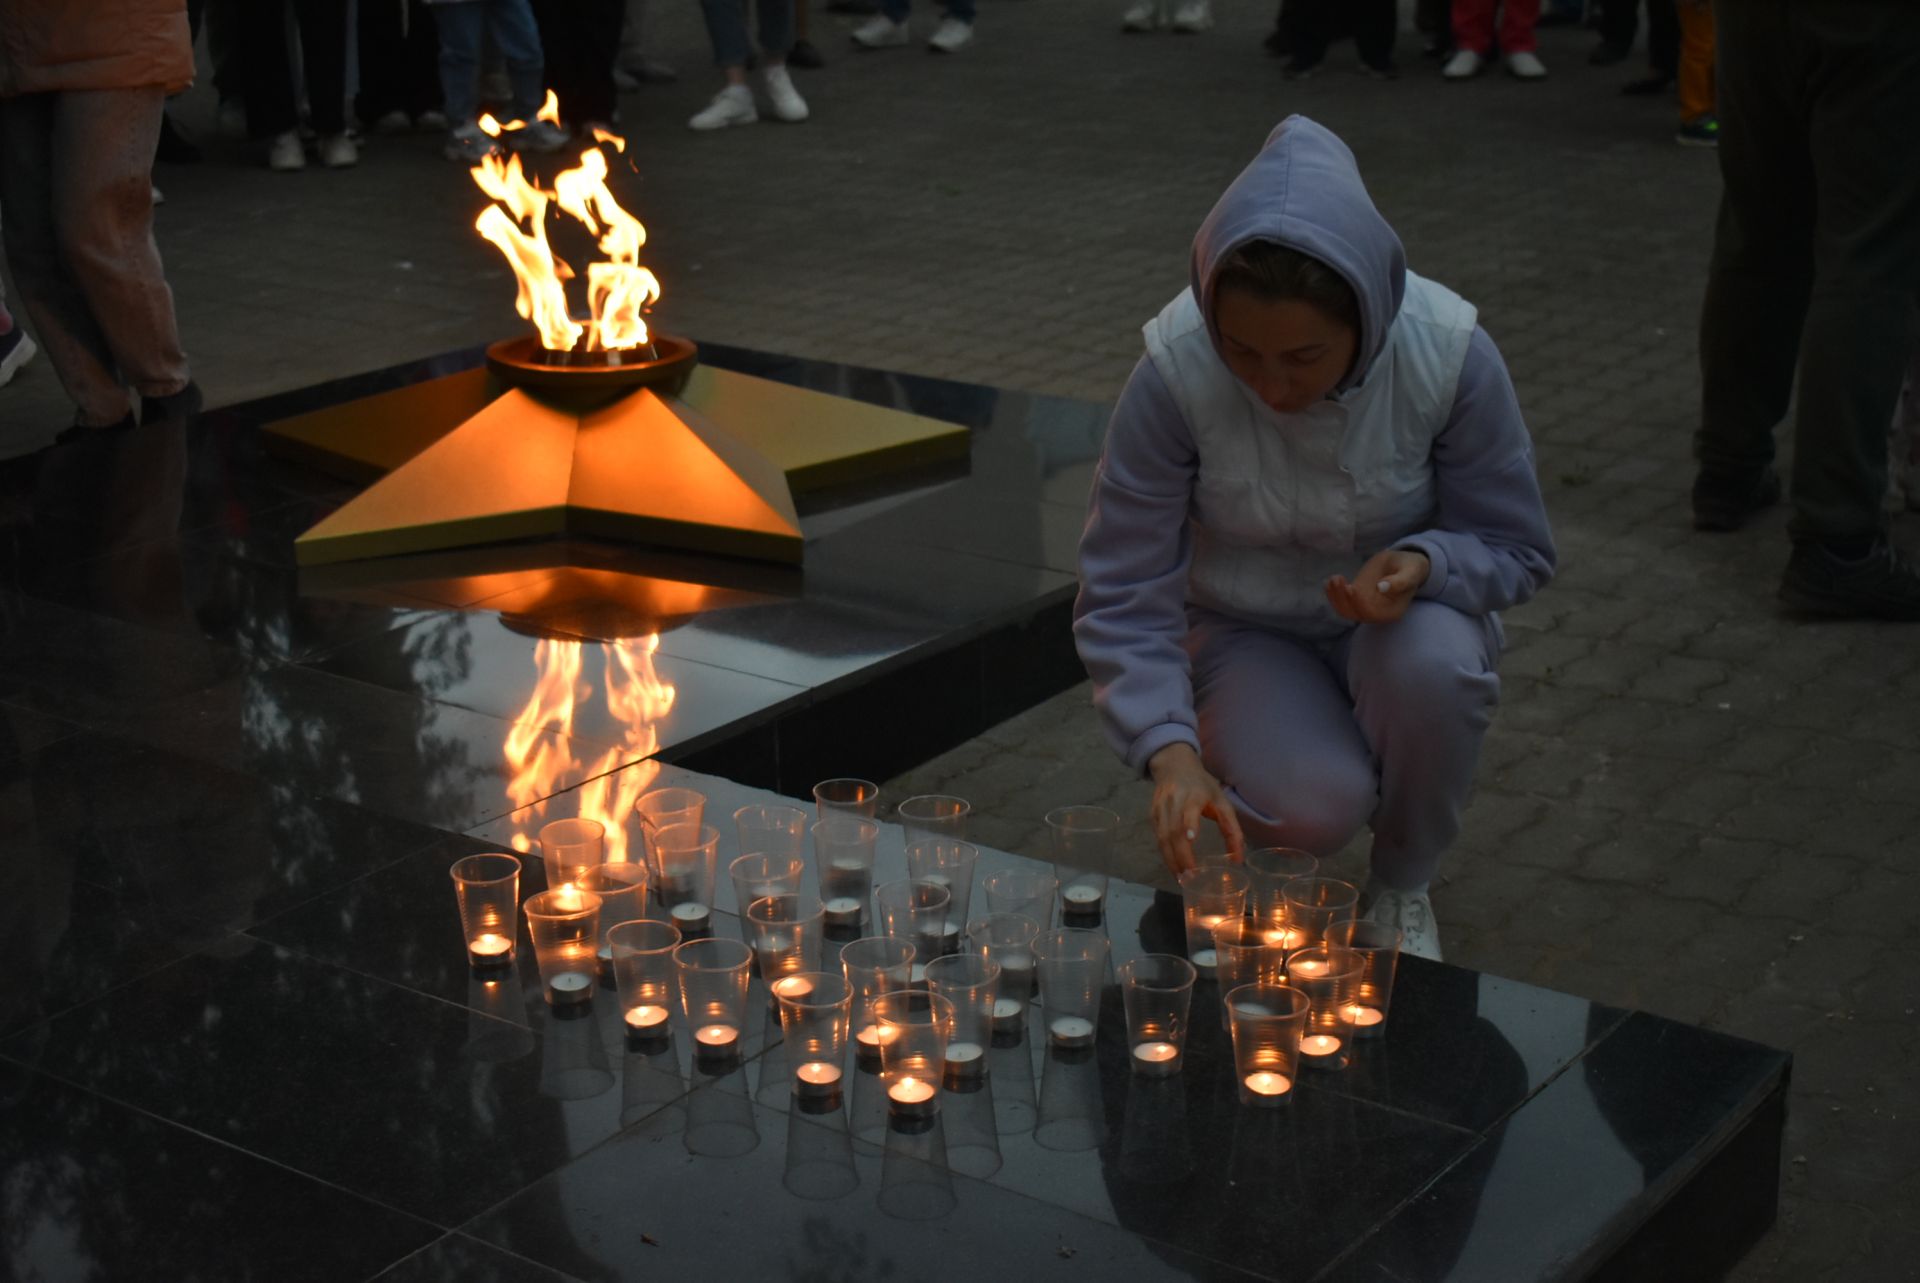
[1049,1016,1095,1047]
[770,976,815,1001]
[670,902,710,924]
[1132,1041,1180,1065]
[888,1077,937,1105]
[856,1023,886,1049]
[1063,886,1102,905]
[624,1004,670,1030]
[945,1041,985,1068]
[795,1061,843,1088]
[1349,1005,1386,1028]
[991,998,1025,1020]
[694,1024,740,1051]
[1299,1033,1344,1057]
[469,933,512,957]
[1291,958,1329,978]
[1244,1071,1293,1097]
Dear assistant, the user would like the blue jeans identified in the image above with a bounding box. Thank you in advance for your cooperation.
[434,0,545,124]
[881,0,973,23]
[699,0,794,68]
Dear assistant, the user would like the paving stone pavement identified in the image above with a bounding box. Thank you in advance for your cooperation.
[4,2,1917,1275]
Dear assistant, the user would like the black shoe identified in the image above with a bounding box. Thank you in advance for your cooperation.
[1691,466,1781,531]
[1779,539,1920,621]
[787,38,825,68]
[1622,73,1674,96]
[1360,57,1398,79]
[1587,39,1629,66]
[140,380,204,426]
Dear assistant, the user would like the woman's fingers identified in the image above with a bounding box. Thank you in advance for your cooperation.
[1207,788,1246,855]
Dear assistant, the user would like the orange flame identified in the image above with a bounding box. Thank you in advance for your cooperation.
[471,92,657,354]
[505,634,677,865]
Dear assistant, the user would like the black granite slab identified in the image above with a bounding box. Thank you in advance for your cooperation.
[0,347,1789,1282]
[0,1062,440,1282]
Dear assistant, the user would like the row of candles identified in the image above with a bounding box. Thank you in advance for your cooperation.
[450,780,1404,1120]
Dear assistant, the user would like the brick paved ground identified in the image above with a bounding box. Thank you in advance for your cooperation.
[4,2,1916,1275]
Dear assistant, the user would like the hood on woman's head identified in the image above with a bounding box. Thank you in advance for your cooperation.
[1190,116,1407,396]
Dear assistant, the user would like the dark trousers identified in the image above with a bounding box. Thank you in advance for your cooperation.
[1598,0,1678,75]
[1278,0,1396,63]
[243,0,349,137]
[357,0,443,121]
[1696,0,1920,544]
[531,0,624,127]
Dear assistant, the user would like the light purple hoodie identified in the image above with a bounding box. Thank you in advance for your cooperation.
[1073,116,1556,773]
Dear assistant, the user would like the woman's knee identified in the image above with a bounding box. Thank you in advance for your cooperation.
[1226,761,1376,856]
[1349,604,1501,722]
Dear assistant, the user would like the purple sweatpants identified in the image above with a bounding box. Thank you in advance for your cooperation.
[1187,600,1502,893]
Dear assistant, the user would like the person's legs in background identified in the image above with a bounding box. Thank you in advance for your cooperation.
[1445,0,1492,75]
[1776,3,1920,615]
[0,282,40,390]
[1694,0,1811,527]
[1278,0,1332,77]
[435,0,493,159]
[1353,0,1398,75]
[1497,0,1546,76]
[1672,0,1715,144]
[1623,0,1678,93]
[291,0,353,163]
[0,91,191,428]
[615,0,678,84]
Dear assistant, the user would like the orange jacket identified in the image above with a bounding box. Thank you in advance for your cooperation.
[0,0,194,97]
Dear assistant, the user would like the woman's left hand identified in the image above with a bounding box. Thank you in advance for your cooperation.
[1325,549,1431,624]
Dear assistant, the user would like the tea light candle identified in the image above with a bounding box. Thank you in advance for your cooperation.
[624,1004,671,1033]
[1299,1033,1344,1059]
[794,1061,844,1100]
[669,901,711,933]
[769,975,815,1003]
[1062,884,1104,916]
[944,1041,986,1080]
[938,920,961,957]
[922,873,952,889]
[1049,1016,1095,1050]
[1131,1041,1181,1077]
[999,957,1034,1001]
[1190,946,1219,974]
[887,1075,939,1118]
[823,897,864,929]
[546,971,593,1006]
[991,997,1026,1036]
[468,933,513,967]
[1264,926,1307,950]
[693,1023,741,1058]
[1349,1004,1385,1030]
[1290,956,1329,979]
[1244,1070,1293,1105]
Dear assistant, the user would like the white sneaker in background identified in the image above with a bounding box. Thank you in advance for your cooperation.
[761,65,809,121]
[444,122,498,163]
[1169,0,1212,32]
[927,16,973,51]
[417,109,450,131]
[0,329,37,388]
[217,98,247,138]
[266,130,306,171]
[688,84,758,130]
[150,184,165,206]
[1506,50,1547,78]
[852,14,910,47]
[318,132,359,168]
[1366,884,1442,962]
[371,109,412,134]
[1120,0,1160,29]
[1442,48,1484,79]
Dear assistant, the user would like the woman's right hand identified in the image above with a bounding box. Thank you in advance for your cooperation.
[1147,743,1245,878]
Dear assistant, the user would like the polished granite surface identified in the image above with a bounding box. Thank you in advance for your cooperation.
[0,348,1787,1280]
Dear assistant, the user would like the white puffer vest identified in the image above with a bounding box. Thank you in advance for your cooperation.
[1143,271,1478,638]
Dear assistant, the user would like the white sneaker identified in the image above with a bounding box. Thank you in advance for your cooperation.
[1442,48,1483,79]
[509,118,571,153]
[217,99,247,139]
[318,132,359,168]
[1506,50,1547,78]
[150,184,165,206]
[761,65,809,122]
[1120,0,1160,31]
[1366,884,1442,962]
[852,15,910,47]
[266,130,306,171]
[0,330,36,388]
[688,84,757,131]
[1169,0,1212,32]
[612,65,641,91]
[417,109,449,131]
[371,109,412,134]
[928,16,973,51]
